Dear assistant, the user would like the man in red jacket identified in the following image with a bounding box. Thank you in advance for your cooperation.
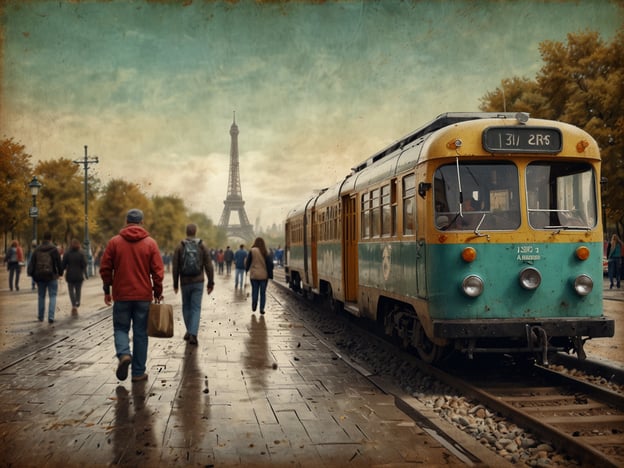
[100,209,164,383]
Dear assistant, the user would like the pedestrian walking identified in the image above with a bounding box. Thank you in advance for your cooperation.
[27,232,62,323]
[233,244,248,289]
[100,209,164,383]
[224,246,234,275]
[245,237,274,315]
[216,249,225,275]
[607,233,622,289]
[61,238,88,314]
[4,240,24,291]
[172,223,215,345]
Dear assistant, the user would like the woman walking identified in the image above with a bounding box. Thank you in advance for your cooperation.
[5,240,24,291]
[62,239,88,313]
[245,237,274,315]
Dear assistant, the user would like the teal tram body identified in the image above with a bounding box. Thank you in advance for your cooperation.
[284,113,614,362]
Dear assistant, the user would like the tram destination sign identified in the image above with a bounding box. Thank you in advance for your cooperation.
[482,126,562,154]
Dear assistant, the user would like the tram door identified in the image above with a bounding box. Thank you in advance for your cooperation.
[342,194,358,302]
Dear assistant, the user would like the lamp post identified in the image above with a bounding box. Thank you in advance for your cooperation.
[73,145,98,277]
[28,176,42,246]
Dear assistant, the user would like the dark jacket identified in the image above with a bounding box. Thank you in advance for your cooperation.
[172,238,215,289]
[62,248,87,283]
[100,224,164,301]
[27,242,62,281]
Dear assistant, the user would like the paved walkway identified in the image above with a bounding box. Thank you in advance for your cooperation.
[0,267,469,467]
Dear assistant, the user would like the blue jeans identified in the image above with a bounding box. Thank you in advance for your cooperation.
[8,263,21,290]
[234,268,245,288]
[608,258,621,288]
[67,281,83,307]
[181,282,203,336]
[250,279,268,312]
[113,301,149,377]
[37,279,58,321]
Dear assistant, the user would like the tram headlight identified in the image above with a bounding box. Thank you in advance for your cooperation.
[574,274,593,296]
[519,267,541,290]
[462,275,484,297]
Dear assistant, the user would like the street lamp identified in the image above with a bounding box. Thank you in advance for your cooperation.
[28,176,42,246]
[73,145,98,277]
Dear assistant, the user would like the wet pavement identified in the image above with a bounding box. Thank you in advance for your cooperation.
[0,268,468,467]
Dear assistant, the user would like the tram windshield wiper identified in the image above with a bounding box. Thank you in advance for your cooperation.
[474,213,490,239]
[544,225,592,231]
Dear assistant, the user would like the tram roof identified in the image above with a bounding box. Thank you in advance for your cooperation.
[351,112,528,174]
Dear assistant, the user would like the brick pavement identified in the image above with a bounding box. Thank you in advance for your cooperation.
[0,267,469,467]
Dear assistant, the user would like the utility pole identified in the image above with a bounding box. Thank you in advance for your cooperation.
[73,146,99,277]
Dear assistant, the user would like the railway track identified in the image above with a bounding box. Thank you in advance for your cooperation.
[440,359,624,468]
[271,278,624,467]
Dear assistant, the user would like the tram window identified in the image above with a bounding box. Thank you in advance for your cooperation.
[526,162,596,229]
[381,184,392,236]
[372,188,381,237]
[434,163,520,231]
[361,192,371,239]
[403,175,416,235]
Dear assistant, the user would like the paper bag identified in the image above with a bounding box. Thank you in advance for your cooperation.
[148,302,174,338]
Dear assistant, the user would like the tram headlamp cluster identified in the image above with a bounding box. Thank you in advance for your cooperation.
[574,274,593,296]
[462,275,484,297]
[519,267,541,290]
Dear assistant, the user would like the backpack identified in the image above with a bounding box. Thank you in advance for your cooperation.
[7,247,18,263]
[180,240,202,276]
[34,249,54,281]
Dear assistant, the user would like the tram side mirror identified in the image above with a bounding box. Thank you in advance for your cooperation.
[418,182,431,199]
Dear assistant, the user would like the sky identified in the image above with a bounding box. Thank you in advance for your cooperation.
[2,0,623,232]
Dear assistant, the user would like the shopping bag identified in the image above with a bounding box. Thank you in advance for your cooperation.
[148,302,174,338]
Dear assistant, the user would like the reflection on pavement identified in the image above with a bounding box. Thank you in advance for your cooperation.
[243,315,269,391]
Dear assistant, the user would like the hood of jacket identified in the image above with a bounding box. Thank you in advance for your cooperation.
[119,224,150,243]
[38,242,58,253]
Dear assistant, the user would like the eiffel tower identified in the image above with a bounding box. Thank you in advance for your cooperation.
[218,113,255,242]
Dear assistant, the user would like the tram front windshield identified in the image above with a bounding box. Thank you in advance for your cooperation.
[434,162,520,231]
[526,162,597,229]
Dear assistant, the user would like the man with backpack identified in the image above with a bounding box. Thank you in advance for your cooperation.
[27,231,62,323]
[172,223,215,345]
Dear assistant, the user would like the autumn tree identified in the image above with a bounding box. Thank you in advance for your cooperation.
[480,29,624,235]
[189,211,227,250]
[149,195,187,252]
[96,179,152,245]
[33,158,93,247]
[0,138,33,250]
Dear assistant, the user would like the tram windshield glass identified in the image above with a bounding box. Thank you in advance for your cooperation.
[526,162,597,229]
[434,162,520,231]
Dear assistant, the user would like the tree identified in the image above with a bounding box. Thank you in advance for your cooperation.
[480,29,624,236]
[189,211,226,249]
[0,138,34,249]
[34,158,87,247]
[96,179,152,244]
[150,195,187,252]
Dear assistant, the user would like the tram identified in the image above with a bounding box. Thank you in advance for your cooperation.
[284,112,614,363]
